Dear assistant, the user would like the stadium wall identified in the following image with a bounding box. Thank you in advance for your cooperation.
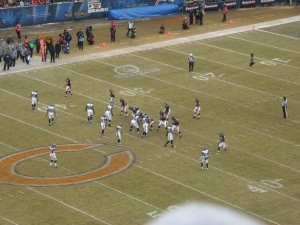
[0,0,273,28]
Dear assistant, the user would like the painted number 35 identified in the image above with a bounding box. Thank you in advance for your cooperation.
[193,72,225,81]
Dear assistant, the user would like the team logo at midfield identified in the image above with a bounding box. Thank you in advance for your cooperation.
[114,65,160,78]
[0,144,134,187]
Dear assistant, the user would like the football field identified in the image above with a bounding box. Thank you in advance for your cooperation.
[0,15,300,225]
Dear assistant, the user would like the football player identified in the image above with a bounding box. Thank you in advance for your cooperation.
[104,102,114,127]
[109,89,115,103]
[249,53,255,67]
[164,124,175,148]
[157,110,167,131]
[141,114,150,136]
[46,103,56,126]
[100,114,107,137]
[85,100,95,123]
[171,116,182,138]
[164,102,171,121]
[282,96,288,119]
[201,146,209,170]
[129,113,140,134]
[217,132,227,154]
[120,98,128,117]
[193,98,201,119]
[64,77,72,97]
[116,123,122,146]
[49,144,57,167]
[31,89,38,110]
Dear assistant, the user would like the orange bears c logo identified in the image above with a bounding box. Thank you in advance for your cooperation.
[0,144,134,187]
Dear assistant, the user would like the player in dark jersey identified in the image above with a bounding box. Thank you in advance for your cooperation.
[109,89,115,103]
[249,53,255,67]
[171,116,182,138]
[157,110,167,131]
[217,132,227,154]
[193,98,201,119]
[120,98,128,117]
[64,78,72,97]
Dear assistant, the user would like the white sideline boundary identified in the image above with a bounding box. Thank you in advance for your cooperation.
[0,15,300,76]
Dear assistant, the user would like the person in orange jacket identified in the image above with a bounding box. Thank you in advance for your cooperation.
[15,22,22,39]
[39,36,45,62]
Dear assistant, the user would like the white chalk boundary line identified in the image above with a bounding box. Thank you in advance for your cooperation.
[0,216,19,225]
[0,16,300,77]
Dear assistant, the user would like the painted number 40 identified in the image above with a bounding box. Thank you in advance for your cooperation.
[248,179,283,193]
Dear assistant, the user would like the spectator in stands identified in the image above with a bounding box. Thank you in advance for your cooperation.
[182,17,189,30]
[2,2,9,8]
[55,41,61,58]
[221,3,228,22]
[15,22,21,40]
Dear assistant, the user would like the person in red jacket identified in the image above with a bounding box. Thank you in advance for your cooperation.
[15,22,21,39]
[221,3,228,22]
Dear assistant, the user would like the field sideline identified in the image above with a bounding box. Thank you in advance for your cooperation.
[1,10,300,225]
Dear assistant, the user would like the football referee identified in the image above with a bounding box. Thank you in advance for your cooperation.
[188,53,196,72]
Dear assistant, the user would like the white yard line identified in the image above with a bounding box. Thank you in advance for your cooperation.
[0,216,19,225]
[27,187,112,225]
[227,35,300,55]
[257,29,300,40]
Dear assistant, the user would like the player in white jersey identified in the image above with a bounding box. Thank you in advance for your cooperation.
[217,132,227,154]
[193,98,201,119]
[171,116,182,138]
[164,125,175,148]
[200,147,209,170]
[50,144,58,167]
[85,101,95,123]
[129,114,140,134]
[116,123,122,146]
[46,103,56,126]
[141,114,149,136]
[31,90,38,110]
[105,102,114,126]
[100,114,107,137]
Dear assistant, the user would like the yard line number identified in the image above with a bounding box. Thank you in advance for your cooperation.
[193,72,225,81]
[37,104,67,112]
[248,179,283,193]
[260,58,292,66]
[147,205,180,218]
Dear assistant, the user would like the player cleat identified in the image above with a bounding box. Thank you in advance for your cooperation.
[172,145,176,148]
[117,143,122,147]
[201,167,203,170]
[217,151,219,154]
[164,144,167,147]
